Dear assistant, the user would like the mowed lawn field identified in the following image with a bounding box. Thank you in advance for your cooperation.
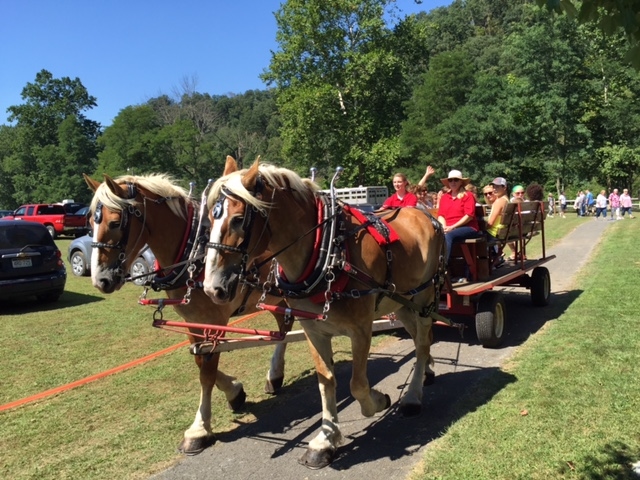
[1,215,637,479]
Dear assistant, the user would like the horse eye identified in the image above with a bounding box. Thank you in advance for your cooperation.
[108,221,121,230]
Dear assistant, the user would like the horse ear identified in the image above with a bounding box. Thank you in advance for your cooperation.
[103,174,126,197]
[242,157,261,191]
[83,173,101,193]
[223,156,238,176]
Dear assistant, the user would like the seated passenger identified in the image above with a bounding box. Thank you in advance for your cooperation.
[437,170,481,279]
[412,185,433,210]
[382,173,417,208]
[485,177,510,266]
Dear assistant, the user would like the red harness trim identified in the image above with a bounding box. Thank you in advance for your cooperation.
[284,197,324,283]
[153,203,202,281]
[342,204,400,245]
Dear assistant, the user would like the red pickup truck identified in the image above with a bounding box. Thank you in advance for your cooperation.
[5,204,89,238]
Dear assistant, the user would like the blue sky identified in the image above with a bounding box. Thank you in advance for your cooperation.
[1,0,452,127]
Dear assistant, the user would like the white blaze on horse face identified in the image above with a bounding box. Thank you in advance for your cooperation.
[91,226,100,286]
[203,197,229,295]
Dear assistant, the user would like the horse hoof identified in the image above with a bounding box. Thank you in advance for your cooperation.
[264,376,284,394]
[383,393,391,409]
[400,402,422,417]
[298,447,335,469]
[423,371,435,386]
[228,387,247,412]
[178,434,216,455]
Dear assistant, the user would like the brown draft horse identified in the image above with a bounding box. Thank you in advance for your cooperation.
[202,159,445,468]
[84,166,292,455]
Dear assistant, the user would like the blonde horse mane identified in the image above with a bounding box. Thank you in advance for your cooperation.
[207,164,319,213]
[90,173,191,220]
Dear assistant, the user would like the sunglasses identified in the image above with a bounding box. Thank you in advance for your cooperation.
[448,178,461,182]
[484,192,494,197]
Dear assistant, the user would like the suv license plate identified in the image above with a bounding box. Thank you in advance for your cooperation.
[12,259,32,268]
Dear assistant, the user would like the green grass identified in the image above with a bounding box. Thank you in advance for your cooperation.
[0,217,634,479]
[0,239,368,479]
[413,218,640,479]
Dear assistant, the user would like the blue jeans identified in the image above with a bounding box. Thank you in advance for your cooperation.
[445,227,482,263]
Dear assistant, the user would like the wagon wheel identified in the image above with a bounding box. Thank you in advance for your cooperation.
[530,266,551,307]
[475,291,506,348]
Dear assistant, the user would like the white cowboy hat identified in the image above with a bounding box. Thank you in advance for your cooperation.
[440,169,470,187]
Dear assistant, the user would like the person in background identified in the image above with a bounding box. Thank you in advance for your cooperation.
[595,190,608,220]
[511,185,525,202]
[609,188,621,220]
[465,183,478,201]
[574,190,585,216]
[559,191,567,218]
[382,172,417,208]
[437,169,481,282]
[585,189,594,216]
[526,183,544,202]
[547,192,555,218]
[620,188,635,218]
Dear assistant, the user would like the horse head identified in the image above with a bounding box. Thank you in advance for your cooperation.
[202,157,266,303]
[84,173,190,294]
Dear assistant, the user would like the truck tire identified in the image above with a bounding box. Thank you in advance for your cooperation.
[530,267,551,306]
[475,291,506,348]
[46,225,56,239]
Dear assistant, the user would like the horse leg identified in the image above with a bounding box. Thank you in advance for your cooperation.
[348,325,391,417]
[397,308,435,387]
[298,325,343,469]
[179,353,221,455]
[215,369,246,411]
[396,305,434,417]
[265,311,291,394]
[265,343,287,394]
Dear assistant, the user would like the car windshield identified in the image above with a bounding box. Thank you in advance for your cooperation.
[0,223,54,249]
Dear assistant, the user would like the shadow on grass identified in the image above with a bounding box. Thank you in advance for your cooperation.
[0,290,104,314]
[569,441,640,479]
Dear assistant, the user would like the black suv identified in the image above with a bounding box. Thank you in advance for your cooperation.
[0,220,67,303]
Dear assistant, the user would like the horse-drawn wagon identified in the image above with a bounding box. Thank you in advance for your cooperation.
[434,200,555,347]
[83,160,554,467]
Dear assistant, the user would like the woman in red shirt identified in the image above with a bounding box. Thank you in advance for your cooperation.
[437,169,481,266]
[382,173,418,208]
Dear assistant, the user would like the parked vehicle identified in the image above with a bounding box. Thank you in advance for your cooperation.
[4,204,89,238]
[0,220,66,303]
[60,202,87,214]
[69,206,91,236]
[67,234,157,286]
[0,210,13,218]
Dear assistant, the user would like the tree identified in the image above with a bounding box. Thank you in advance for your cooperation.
[536,0,640,68]
[3,70,100,204]
[262,0,413,186]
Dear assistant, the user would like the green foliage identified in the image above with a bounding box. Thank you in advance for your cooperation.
[263,0,413,185]
[1,70,100,205]
[537,0,640,68]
